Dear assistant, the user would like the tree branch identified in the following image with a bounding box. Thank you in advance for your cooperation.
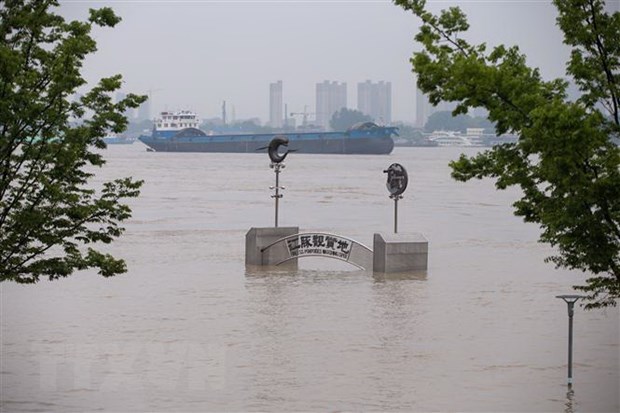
[587,0,619,126]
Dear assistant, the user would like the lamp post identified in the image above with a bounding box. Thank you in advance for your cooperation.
[260,135,291,228]
[555,294,584,386]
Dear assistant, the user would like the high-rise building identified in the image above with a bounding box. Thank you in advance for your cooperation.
[316,80,347,130]
[137,99,151,122]
[269,80,283,128]
[416,85,458,129]
[415,86,430,128]
[357,80,391,124]
[357,81,372,119]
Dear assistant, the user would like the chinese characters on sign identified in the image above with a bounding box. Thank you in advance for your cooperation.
[286,233,352,261]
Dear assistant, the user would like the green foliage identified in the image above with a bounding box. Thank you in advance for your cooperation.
[424,110,493,132]
[424,111,469,132]
[231,119,275,134]
[395,0,620,308]
[329,108,373,131]
[0,0,147,283]
[392,122,422,139]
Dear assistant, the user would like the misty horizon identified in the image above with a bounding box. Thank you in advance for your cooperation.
[60,0,573,123]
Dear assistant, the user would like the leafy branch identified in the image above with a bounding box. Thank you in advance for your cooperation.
[395,0,620,308]
[1,0,147,282]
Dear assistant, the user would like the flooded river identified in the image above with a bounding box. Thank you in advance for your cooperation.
[1,144,618,411]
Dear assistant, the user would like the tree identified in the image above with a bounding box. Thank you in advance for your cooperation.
[424,110,471,132]
[0,0,146,283]
[424,110,495,132]
[329,108,373,131]
[395,0,620,308]
[469,115,494,132]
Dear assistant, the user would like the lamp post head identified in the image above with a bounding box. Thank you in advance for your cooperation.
[257,135,293,164]
[556,295,585,317]
[267,135,291,164]
[555,295,585,304]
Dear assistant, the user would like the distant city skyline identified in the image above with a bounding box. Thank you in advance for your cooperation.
[265,79,394,128]
[61,1,572,124]
[130,80,478,128]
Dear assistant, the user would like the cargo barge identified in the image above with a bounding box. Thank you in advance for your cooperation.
[138,111,396,155]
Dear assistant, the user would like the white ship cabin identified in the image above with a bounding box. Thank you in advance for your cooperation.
[428,130,473,147]
[465,128,485,146]
[155,110,200,131]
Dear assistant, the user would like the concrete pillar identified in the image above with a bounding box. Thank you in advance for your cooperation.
[373,232,428,273]
[245,227,299,266]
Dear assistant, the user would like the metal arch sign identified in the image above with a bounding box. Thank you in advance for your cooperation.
[261,232,373,269]
[287,233,352,260]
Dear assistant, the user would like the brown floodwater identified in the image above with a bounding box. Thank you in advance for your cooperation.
[1,144,618,412]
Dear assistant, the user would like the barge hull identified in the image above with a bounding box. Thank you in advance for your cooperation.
[140,136,394,155]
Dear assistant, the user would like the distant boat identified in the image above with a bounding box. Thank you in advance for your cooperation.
[138,110,397,155]
[427,130,475,147]
[103,135,135,145]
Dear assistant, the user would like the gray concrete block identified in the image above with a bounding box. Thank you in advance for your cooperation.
[245,227,299,266]
[373,232,428,273]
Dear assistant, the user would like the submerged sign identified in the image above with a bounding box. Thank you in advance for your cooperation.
[257,231,373,269]
[285,233,352,261]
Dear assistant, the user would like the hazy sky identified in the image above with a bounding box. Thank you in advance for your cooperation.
[59,0,584,123]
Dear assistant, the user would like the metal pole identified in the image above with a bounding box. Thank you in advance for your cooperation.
[567,301,574,385]
[556,295,583,387]
[394,196,398,234]
[271,163,283,228]
[391,194,402,234]
[274,165,280,227]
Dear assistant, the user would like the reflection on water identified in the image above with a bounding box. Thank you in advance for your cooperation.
[565,386,576,413]
[1,145,618,412]
[373,270,427,282]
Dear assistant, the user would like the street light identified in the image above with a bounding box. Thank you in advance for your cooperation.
[258,136,293,228]
[555,294,585,386]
